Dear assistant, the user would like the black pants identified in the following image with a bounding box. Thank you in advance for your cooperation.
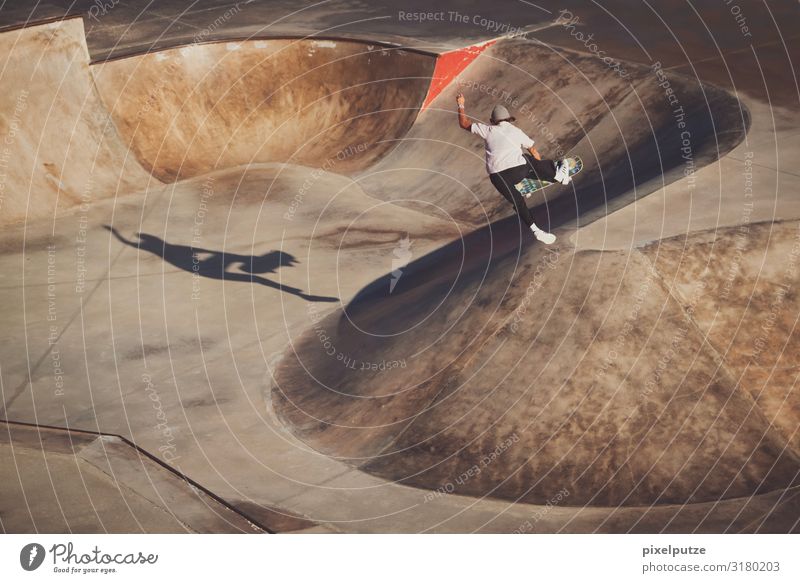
[489,155,557,228]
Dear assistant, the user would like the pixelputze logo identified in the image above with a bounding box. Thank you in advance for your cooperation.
[20,543,46,571]
[389,234,413,293]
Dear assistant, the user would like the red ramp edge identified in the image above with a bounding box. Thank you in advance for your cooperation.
[421,39,496,110]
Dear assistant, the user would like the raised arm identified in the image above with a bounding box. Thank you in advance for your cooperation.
[456,93,471,131]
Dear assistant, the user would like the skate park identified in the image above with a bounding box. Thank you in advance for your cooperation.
[1,0,799,533]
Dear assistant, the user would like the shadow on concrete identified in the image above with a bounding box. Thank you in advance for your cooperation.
[269,78,759,503]
[105,225,338,303]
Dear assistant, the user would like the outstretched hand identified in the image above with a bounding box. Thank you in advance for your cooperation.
[456,93,471,131]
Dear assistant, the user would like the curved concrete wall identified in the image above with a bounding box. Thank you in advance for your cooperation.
[91,39,435,181]
[0,19,152,225]
[269,39,776,508]
[273,218,799,507]
[3,15,771,514]
[359,38,748,228]
[0,20,435,225]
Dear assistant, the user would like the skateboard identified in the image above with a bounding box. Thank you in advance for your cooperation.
[515,156,583,198]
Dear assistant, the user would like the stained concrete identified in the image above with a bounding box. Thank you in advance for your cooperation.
[0,422,265,533]
[0,19,153,224]
[359,38,747,228]
[275,236,800,507]
[1,1,798,533]
[92,38,434,181]
[643,221,800,453]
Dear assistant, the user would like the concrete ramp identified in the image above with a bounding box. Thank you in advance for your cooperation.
[0,19,436,223]
[0,19,152,225]
[92,39,435,182]
[0,421,266,533]
[272,218,800,506]
[4,14,791,533]
[267,38,797,510]
[358,37,748,228]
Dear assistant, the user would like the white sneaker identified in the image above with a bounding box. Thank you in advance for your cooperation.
[556,159,571,185]
[531,225,556,244]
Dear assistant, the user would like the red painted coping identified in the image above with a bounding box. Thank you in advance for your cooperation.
[421,40,497,110]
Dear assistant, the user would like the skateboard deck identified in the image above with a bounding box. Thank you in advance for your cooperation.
[516,156,583,198]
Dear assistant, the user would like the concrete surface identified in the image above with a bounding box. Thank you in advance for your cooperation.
[0,421,266,533]
[92,38,434,181]
[0,1,798,533]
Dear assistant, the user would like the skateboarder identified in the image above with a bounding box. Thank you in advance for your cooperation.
[456,93,569,244]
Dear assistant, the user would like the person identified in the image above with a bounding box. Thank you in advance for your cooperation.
[456,93,570,244]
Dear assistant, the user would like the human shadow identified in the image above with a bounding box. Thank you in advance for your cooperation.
[104,226,337,303]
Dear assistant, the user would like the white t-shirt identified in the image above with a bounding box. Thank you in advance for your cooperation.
[471,121,535,174]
